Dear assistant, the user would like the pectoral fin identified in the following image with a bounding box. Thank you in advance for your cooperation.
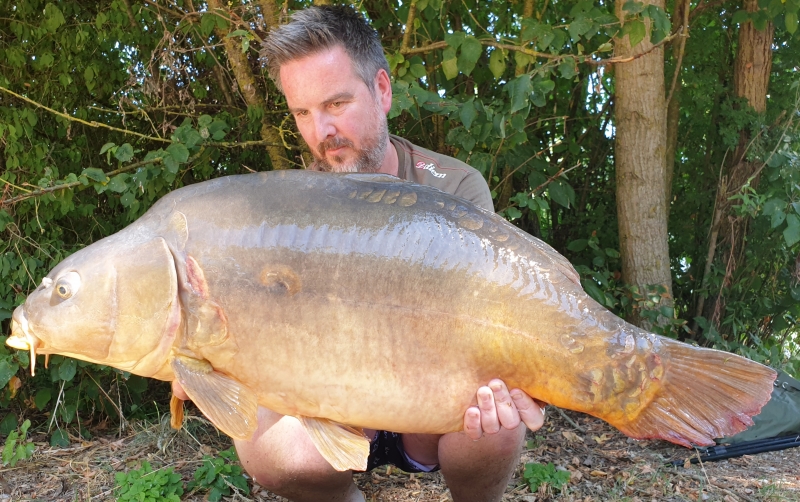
[170,394,184,430]
[299,416,370,472]
[170,355,258,440]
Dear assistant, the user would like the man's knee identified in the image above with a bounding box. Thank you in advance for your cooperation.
[235,440,353,495]
[439,424,526,466]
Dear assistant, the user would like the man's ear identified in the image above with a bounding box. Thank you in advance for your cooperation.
[375,68,393,114]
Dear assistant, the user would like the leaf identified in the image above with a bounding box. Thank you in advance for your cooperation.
[163,155,179,174]
[167,143,190,163]
[505,207,522,220]
[562,430,584,442]
[50,429,70,448]
[34,388,52,410]
[120,191,137,208]
[99,142,116,155]
[488,49,505,79]
[409,63,426,78]
[507,74,532,114]
[444,31,466,49]
[114,143,134,163]
[625,20,646,47]
[772,210,787,229]
[783,214,800,247]
[459,99,477,131]
[559,59,577,79]
[107,174,128,193]
[510,113,526,132]
[762,197,786,216]
[593,433,611,444]
[215,12,229,31]
[532,23,554,50]
[81,168,107,183]
[43,3,66,32]
[567,239,588,252]
[442,57,459,80]
[458,36,482,76]
[58,358,77,381]
[0,359,17,388]
[548,179,574,208]
[623,0,645,14]
[201,13,217,36]
[786,11,798,34]
[732,10,749,25]
[569,17,593,41]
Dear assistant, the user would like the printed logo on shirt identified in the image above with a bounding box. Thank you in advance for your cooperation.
[415,161,446,178]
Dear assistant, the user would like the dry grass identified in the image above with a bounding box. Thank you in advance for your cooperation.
[1,409,798,501]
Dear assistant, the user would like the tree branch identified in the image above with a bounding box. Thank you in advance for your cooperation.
[1,157,163,207]
[0,86,171,144]
[400,0,419,53]
[400,33,677,67]
[666,0,690,107]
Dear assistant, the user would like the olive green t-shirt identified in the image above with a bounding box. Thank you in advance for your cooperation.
[391,135,494,212]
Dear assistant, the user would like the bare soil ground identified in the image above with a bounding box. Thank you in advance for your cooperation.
[1,409,798,501]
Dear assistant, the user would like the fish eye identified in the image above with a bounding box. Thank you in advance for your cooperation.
[54,272,81,300]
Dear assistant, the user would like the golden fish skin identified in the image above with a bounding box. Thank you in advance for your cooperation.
[8,171,776,468]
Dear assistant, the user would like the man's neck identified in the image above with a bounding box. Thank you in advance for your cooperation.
[377,139,399,177]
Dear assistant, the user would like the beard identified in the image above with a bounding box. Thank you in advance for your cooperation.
[310,102,388,173]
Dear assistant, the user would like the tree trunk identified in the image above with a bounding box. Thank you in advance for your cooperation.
[703,0,773,329]
[206,0,290,170]
[614,0,672,328]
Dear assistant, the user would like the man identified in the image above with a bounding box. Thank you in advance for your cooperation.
[174,6,546,502]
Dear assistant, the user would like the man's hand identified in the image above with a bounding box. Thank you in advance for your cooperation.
[463,379,546,440]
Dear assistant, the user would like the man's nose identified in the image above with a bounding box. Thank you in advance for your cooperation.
[312,112,336,141]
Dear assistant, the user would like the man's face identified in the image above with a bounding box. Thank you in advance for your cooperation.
[280,46,391,173]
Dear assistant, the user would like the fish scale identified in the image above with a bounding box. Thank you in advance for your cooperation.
[8,170,776,472]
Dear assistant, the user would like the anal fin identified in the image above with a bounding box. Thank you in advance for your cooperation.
[299,416,371,472]
[171,355,258,440]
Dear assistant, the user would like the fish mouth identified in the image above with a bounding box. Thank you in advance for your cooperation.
[8,306,42,376]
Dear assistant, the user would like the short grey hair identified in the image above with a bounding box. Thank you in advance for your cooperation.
[260,6,390,94]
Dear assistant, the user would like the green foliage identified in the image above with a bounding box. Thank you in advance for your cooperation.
[2,418,35,467]
[113,461,184,502]
[523,462,571,493]
[188,447,249,501]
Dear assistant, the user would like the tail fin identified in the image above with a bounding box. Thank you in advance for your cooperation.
[617,340,776,447]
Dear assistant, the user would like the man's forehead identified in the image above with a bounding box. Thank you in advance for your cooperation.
[280,47,369,107]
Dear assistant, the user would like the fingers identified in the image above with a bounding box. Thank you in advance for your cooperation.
[477,385,501,435]
[510,389,546,432]
[171,379,190,401]
[489,379,521,430]
[463,406,483,440]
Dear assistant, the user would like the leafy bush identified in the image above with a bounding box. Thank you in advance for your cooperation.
[113,460,184,502]
[1,418,34,467]
[523,461,571,493]
[188,447,249,501]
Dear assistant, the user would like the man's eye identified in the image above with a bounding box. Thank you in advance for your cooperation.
[331,101,342,108]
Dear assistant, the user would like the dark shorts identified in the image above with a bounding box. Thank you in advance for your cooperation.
[364,431,440,473]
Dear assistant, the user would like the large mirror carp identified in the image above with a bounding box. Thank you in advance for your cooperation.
[7,170,776,471]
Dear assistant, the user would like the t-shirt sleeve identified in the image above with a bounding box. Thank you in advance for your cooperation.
[454,170,494,212]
